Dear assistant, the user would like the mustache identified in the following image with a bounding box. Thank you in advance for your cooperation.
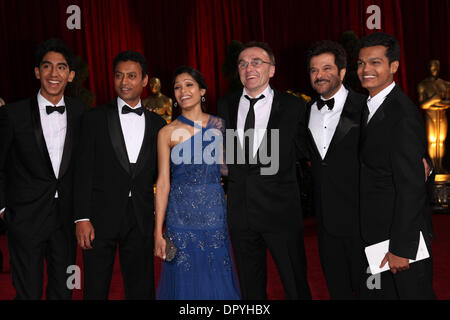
[314,79,330,85]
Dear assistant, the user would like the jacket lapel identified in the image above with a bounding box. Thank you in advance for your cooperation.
[360,86,398,143]
[133,110,155,178]
[306,100,322,160]
[107,100,131,175]
[226,92,243,164]
[58,97,73,179]
[30,97,55,178]
[365,101,386,129]
[229,92,240,130]
[325,90,361,159]
[259,90,283,158]
[266,90,282,132]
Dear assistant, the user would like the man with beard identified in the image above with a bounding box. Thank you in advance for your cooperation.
[305,40,367,299]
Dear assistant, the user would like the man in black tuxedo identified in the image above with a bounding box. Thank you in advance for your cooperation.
[217,42,311,300]
[0,39,85,299]
[357,32,435,299]
[305,41,367,299]
[74,51,166,300]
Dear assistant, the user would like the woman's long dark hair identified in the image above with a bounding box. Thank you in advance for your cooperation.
[172,66,208,90]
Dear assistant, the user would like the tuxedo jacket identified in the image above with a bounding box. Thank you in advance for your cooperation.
[0,96,85,237]
[74,100,166,239]
[306,89,366,237]
[359,85,433,259]
[217,89,308,232]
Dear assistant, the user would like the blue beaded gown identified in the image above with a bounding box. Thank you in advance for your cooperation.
[156,114,241,300]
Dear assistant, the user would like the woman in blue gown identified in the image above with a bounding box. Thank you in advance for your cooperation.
[154,66,240,300]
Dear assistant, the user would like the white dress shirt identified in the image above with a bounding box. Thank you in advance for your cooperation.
[237,85,274,157]
[118,97,145,199]
[117,97,146,163]
[309,85,349,159]
[38,90,67,197]
[366,81,396,123]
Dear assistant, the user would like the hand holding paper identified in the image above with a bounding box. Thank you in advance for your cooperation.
[365,231,430,275]
[380,252,410,274]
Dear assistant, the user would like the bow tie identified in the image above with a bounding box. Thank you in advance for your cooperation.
[46,105,65,115]
[316,98,335,111]
[122,105,144,116]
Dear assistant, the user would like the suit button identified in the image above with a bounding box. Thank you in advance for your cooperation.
[321,162,328,167]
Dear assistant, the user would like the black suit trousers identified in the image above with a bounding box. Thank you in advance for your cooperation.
[317,226,367,300]
[7,199,76,300]
[82,199,155,300]
[230,227,311,300]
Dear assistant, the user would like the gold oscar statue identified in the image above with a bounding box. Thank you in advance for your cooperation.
[418,60,450,173]
[143,77,172,124]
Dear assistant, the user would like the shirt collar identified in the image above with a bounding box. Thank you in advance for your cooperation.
[367,81,396,109]
[117,97,142,112]
[241,85,273,102]
[37,90,65,110]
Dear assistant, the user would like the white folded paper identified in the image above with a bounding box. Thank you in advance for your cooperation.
[365,231,430,275]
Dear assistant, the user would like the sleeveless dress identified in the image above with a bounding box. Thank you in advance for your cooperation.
[156,114,241,300]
